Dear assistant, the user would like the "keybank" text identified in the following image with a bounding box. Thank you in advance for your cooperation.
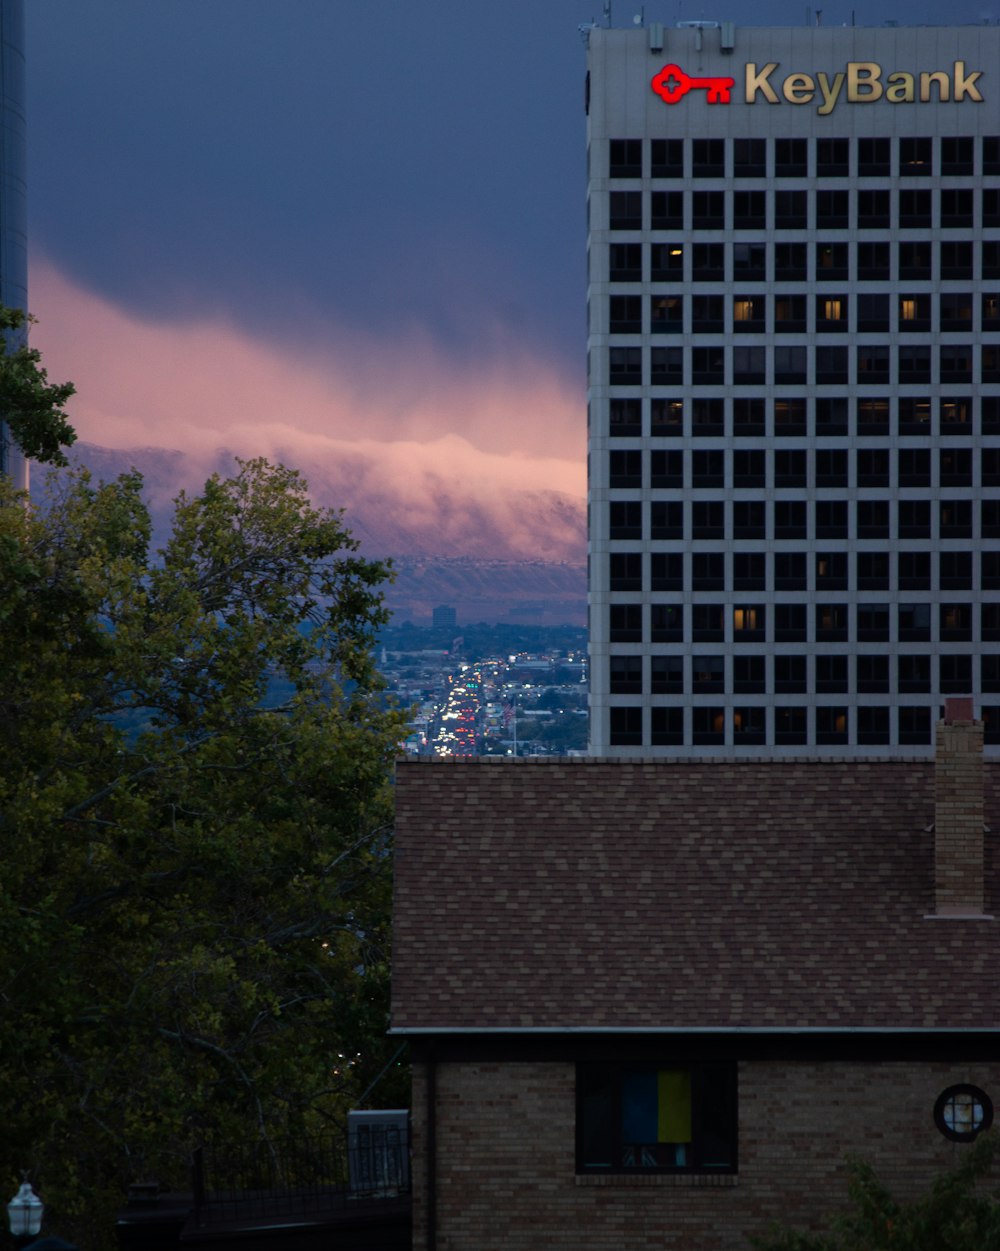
[745,60,984,114]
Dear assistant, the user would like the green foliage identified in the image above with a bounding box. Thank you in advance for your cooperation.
[523,711,588,752]
[0,307,76,465]
[752,1133,1000,1251]
[0,459,408,1248]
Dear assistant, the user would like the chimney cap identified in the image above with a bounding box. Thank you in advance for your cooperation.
[943,697,976,723]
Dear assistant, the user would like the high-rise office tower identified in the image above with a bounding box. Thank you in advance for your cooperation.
[587,20,1000,755]
[0,0,28,489]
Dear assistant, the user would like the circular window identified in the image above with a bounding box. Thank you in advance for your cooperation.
[934,1085,994,1142]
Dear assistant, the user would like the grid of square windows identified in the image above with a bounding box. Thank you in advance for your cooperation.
[607,135,1000,180]
[607,343,995,386]
[607,397,995,439]
[608,290,997,337]
[608,705,943,748]
[606,447,992,493]
[594,128,1000,750]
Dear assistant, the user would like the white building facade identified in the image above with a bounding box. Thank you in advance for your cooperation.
[587,21,1000,755]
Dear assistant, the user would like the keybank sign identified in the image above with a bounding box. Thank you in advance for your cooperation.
[652,60,984,114]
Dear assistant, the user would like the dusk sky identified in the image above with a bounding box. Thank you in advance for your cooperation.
[25,0,996,562]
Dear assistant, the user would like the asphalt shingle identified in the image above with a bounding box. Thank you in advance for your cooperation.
[392,757,999,1031]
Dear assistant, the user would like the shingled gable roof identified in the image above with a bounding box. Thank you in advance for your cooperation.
[391,757,1000,1033]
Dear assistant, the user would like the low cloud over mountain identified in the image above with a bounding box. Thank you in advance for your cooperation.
[70,442,587,625]
[34,260,586,575]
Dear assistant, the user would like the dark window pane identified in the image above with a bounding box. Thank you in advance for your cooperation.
[650,707,684,746]
[900,136,932,176]
[733,655,765,694]
[610,654,643,694]
[610,706,643,746]
[775,655,806,694]
[610,604,642,643]
[651,655,683,694]
[609,551,642,591]
[692,191,724,230]
[610,243,642,281]
[651,191,683,230]
[898,188,930,228]
[857,706,890,745]
[609,398,641,436]
[816,603,848,642]
[651,604,683,642]
[858,137,890,176]
[899,706,931,746]
[610,191,642,230]
[609,139,642,178]
[650,294,682,335]
[775,138,807,176]
[817,137,848,176]
[774,706,807,745]
[734,138,765,177]
[816,706,848,745]
[693,138,724,178]
[650,243,682,282]
[732,706,766,746]
[733,190,766,229]
[816,655,848,694]
[651,139,683,178]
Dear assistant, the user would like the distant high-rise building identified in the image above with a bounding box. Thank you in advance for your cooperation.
[433,604,458,628]
[586,20,1000,755]
[0,0,28,488]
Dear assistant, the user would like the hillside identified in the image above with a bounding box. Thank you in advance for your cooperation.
[65,443,587,625]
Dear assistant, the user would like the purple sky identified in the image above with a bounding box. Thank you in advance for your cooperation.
[25,0,996,562]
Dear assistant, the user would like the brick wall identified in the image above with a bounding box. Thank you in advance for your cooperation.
[935,714,986,915]
[410,1057,1000,1251]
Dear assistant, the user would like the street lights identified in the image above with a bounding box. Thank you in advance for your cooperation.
[7,1181,43,1249]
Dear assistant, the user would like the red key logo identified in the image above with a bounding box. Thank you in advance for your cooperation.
[651,63,735,105]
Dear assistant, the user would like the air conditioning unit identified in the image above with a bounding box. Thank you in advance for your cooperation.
[348,1109,410,1197]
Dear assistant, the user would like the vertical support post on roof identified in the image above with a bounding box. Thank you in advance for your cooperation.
[426,1047,437,1251]
[934,697,986,917]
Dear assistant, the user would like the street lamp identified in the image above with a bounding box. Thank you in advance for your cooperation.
[7,1181,43,1249]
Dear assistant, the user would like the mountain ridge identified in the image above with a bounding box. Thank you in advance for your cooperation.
[65,442,587,626]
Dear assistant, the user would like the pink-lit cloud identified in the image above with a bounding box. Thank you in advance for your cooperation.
[29,260,586,562]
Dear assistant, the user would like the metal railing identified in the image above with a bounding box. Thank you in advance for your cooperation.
[191,1123,410,1227]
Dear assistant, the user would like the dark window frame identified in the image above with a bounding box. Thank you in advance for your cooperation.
[578,1060,735,1165]
[898,187,931,228]
[609,139,642,179]
[650,243,682,282]
[775,137,807,177]
[609,706,643,747]
[933,1085,994,1144]
[609,654,643,695]
[733,138,766,178]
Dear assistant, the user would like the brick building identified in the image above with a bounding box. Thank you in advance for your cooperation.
[392,709,998,1249]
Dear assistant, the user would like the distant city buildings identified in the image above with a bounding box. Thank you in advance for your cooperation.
[380,625,587,757]
[432,604,458,628]
[587,20,1000,754]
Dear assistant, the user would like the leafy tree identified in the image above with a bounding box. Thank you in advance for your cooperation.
[527,711,588,752]
[0,458,408,1247]
[752,1133,1000,1251]
[0,307,76,465]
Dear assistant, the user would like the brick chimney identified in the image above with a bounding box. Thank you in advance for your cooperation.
[934,697,985,917]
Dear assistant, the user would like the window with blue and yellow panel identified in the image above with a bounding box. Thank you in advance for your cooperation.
[577,1063,737,1173]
